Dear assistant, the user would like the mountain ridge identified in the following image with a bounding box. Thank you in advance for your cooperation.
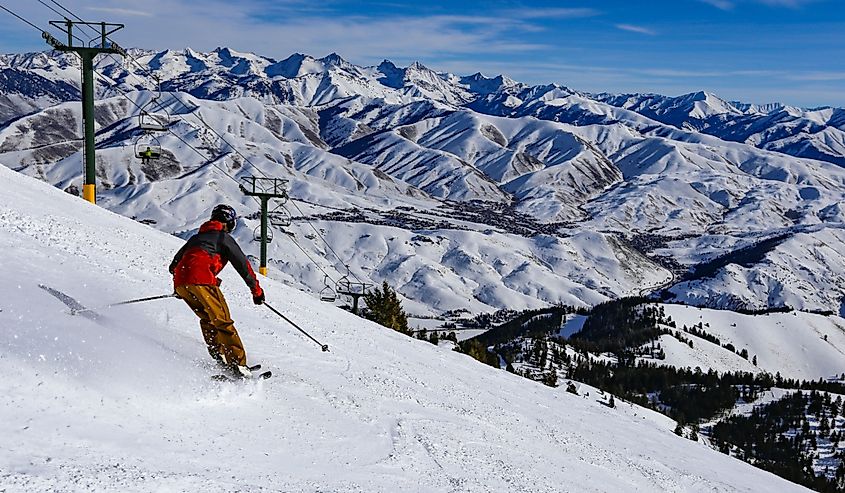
[1,47,845,317]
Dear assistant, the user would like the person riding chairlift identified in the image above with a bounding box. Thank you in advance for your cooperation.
[141,146,154,165]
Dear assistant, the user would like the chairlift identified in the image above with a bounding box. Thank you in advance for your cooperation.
[336,268,351,295]
[134,134,162,161]
[319,275,337,302]
[253,225,273,243]
[138,76,170,131]
[268,204,292,228]
[335,264,371,297]
[139,110,169,132]
[333,265,371,314]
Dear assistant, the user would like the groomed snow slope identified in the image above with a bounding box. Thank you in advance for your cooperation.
[0,166,808,492]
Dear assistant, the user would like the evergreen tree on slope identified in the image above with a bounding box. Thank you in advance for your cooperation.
[363,281,410,334]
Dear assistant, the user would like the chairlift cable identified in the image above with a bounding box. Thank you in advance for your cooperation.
[0,4,46,32]
[45,1,162,99]
[9,1,267,253]
[35,1,86,44]
[288,234,337,284]
[287,199,366,284]
[108,66,358,283]
[88,64,261,210]
[47,0,85,24]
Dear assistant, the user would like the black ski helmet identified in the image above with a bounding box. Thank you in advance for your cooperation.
[211,204,237,232]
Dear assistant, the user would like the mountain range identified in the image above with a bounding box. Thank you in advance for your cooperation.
[1,47,844,317]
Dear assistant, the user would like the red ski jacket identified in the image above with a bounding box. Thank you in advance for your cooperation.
[169,220,263,297]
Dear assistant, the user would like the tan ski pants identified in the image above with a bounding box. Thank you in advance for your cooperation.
[176,285,247,366]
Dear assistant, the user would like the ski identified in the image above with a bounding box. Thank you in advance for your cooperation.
[211,370,272,382]
[211,364,271,382]
[38,284,102,321]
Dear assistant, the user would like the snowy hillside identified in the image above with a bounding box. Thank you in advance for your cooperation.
[650,304,845,380]
[0,161,812,491]
[1,47,845,316]
[475,299,845,488]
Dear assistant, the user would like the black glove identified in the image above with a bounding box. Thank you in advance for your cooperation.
[253,292,265,305]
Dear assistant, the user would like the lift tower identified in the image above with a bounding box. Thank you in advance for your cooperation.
[43,20,126,204]
[240,177,289,276]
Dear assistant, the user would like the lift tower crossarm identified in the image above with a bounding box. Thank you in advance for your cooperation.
[45,20,125,204]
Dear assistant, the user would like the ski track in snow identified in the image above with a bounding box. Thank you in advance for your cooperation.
[0,165,811,492]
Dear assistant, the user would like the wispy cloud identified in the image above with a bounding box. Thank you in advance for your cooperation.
[699,0,735,10]
[506,8,601,19]
[86,7,153,17]
[699,0,819,9]
[756,0,819,7]
[615,24,657,35]
[39,0,566,60]
[786,71,845,81]
[633,68,795,81]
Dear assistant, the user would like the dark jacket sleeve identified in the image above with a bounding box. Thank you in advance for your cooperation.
[220,233,262,295]
[169,242,190,274]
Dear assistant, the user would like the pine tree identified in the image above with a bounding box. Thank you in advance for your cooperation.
[429,331,440,346]
[362,281,409,334]
[689,424,699,441]
[460,339,498,368]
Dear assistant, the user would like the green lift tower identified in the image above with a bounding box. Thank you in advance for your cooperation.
[240,177,289,276]
[43,20,126,204]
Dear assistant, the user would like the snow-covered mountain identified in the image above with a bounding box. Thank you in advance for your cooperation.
[594,91,845,168]
[0,161,812,492]
[1,48,845,316]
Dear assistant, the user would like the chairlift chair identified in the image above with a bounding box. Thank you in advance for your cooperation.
[333,265,371,314]
[335,264,370,296]
[268,204,292,228]
[336,271,351,296]
[139,110,169,132]
[319,275,337,302]
[134,134,162,161]
[253,224,273,243]
[138,78,169,131]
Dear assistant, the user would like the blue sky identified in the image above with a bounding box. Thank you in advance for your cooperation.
[1,0,843,107]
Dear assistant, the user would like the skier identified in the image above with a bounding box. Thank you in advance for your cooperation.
[169,204,265,378]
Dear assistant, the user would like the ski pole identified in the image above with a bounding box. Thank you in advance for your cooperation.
[72,293,178,315]
[264,302,330,352]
